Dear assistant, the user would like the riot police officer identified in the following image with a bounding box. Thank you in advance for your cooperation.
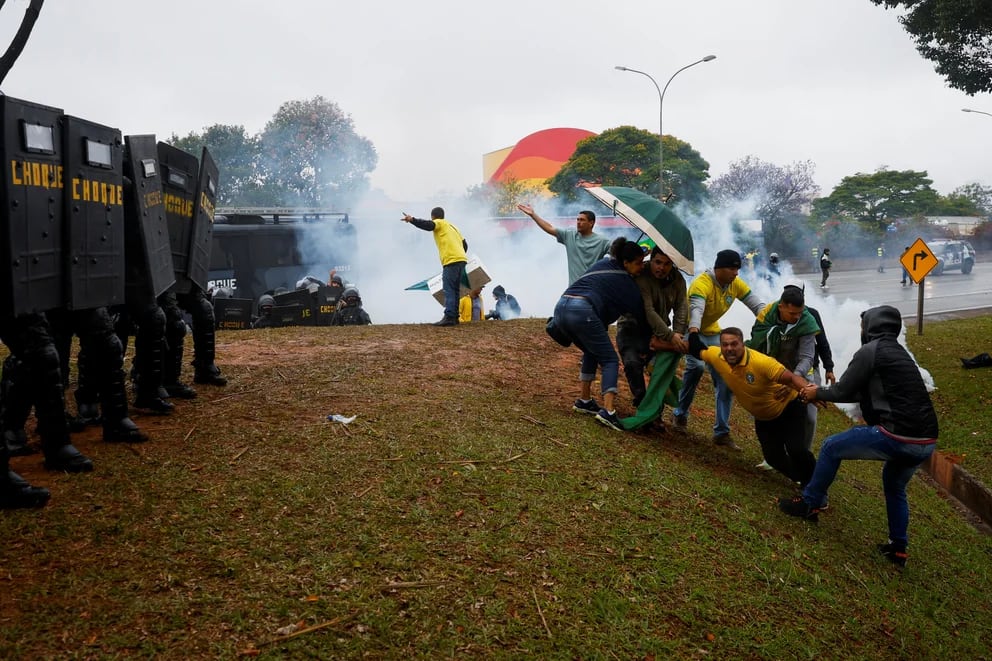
[0,312,94,473]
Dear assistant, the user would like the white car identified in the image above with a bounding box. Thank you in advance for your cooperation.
[928,239,976,275]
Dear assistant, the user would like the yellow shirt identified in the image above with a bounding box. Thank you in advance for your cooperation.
[432,219,467,266]
[700,345,798,421]
[688,272,754,335]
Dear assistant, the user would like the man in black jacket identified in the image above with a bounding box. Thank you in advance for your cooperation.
[778,305,939,568]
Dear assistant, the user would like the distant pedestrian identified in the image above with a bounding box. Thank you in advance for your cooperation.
[402,207,468,327]
[819,249,832,288]
[517,203,612,284]
[900,246,910,286]
[877,245,885,273]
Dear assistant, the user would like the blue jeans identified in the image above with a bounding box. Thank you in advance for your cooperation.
[441,261,466,320]
[553,297,619,395]
[803,425,935,547]
[674,333,732,436]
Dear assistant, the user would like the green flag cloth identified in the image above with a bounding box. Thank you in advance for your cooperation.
[621,352,682,431]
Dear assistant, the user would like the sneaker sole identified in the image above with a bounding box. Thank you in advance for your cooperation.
[595,415,624,432]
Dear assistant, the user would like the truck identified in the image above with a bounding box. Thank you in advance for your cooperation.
[208,207,357,305]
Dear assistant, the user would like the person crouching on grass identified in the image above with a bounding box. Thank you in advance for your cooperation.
[551,237,649,431]
[686,327,820,485]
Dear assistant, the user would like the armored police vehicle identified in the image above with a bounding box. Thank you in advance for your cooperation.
[208,208,357,304]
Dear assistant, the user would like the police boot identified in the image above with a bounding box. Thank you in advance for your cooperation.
[74,401,102,427]
[163,342,197,399]
[1,469,51,509]
[133,394,174,414]
[194,364,227,386]
[43,442,94,473]
[1,355,34,454]
[103,417,149,444]
[4,428,35,456]
[74,349,102,427]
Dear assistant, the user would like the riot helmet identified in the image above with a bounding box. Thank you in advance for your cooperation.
[340,287,361,306]
[258,294,275,312]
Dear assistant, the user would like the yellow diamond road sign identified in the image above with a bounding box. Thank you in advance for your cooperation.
[900,238,937,284]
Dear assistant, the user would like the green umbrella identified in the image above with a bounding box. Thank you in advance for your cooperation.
[583,186,695,274]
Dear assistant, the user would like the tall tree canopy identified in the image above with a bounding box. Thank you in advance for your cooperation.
[546,126,710,206]
[259,96,378,208]
[708,156,819,249]
[168,97,377,208]
[871,0,992,95]
[951,182,992,215]
[170,124,267,206]
[811,168,940,232]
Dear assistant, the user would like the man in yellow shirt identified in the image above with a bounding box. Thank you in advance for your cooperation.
[688,327,818,486]
[673,250,765,448]
[402,207,468,326]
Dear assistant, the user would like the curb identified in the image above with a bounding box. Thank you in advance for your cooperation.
[922,450,992,533]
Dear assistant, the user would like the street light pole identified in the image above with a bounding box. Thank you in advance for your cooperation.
[616,55,716,201]
[962,108,992,118]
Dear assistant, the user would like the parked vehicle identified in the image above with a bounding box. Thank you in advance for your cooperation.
[927,239,976,275]
[208,208,357,304]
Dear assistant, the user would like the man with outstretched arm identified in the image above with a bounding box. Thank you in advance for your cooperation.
[517,203,612,285]
[402,207,468,327]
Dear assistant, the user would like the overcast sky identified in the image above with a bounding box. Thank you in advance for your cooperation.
[2,0,989,207]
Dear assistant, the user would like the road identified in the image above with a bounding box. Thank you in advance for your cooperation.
[795,261,992,320]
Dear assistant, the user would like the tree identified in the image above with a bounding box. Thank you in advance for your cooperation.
[546,126,710,206]
[870,0,992,95]
[465,175,545,216]
[708,156,819,250]
[259,96,377,208]
[169,124,270,206]
[951,182,992,215]
[930,192,983,216]
[811,168,941,232]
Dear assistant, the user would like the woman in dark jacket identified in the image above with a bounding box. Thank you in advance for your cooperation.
[552,237,648,431]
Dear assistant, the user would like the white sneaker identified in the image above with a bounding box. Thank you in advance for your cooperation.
[756,460,774,471]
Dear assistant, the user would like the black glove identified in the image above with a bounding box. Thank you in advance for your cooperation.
[688,332,705,358]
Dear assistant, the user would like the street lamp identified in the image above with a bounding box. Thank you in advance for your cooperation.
[616,54,716,200]
[962,108,992,118]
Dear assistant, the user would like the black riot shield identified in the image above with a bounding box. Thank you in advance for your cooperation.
[156,142,198,294]
[0,96,65,315]
[123,135,175,303]
[185,147,217,290]
[62,115,125,310]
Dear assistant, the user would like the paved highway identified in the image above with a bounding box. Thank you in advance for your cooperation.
[791,261,992,320]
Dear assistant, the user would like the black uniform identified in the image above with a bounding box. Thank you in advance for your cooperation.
[0,312,93,473]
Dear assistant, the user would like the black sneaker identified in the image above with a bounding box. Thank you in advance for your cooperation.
[778,496,823,522]
[595,409,625,432]
[572,398,599,415]
[432,316,458,327]
[877,542,908,568]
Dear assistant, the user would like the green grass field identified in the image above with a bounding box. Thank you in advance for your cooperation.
[1,316,990,659]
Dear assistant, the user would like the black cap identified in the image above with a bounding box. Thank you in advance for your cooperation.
[714,250,742,269]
